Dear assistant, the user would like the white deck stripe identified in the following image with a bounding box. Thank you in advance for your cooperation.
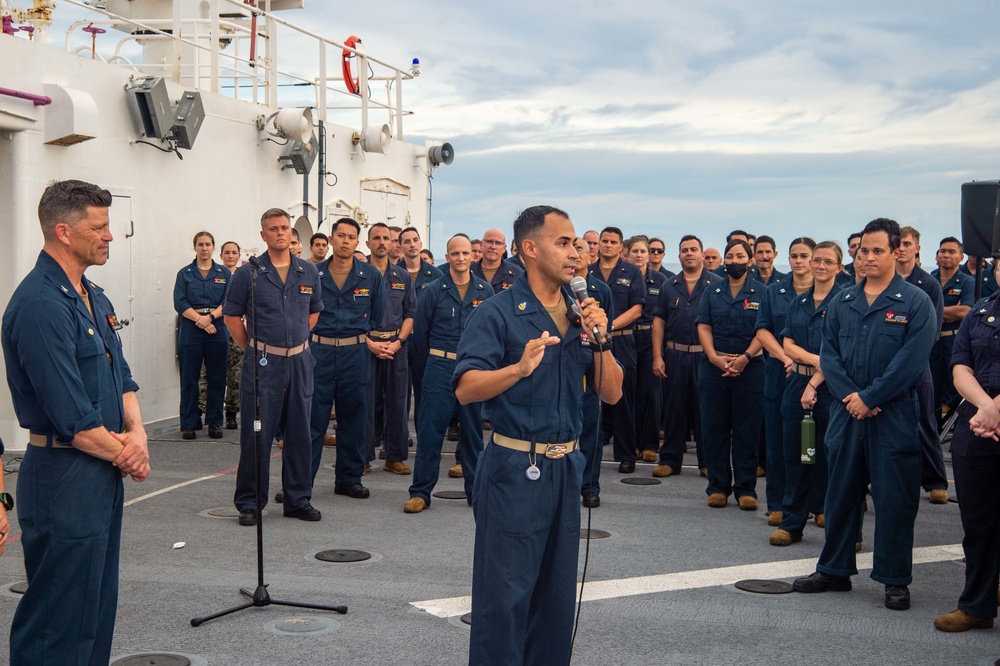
[123,475,221,507]
[410,543,965,618]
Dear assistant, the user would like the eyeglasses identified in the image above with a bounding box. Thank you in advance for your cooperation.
[649,248,665,255]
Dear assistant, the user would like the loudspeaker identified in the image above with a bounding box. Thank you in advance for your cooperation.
[961,180,1000,258]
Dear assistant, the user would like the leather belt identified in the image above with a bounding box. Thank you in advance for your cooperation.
[195,308,214,315]
[665,341,703,353]
[610,329,633,337]
[250,338,309,356]
[940,330,957,338]
[369,329,400,340]
[310,333,365,347]
[429,348,457,360]
[635,325,652,331]
[794,363,816,377]
[29,432,73,449]
[492,433,576,459]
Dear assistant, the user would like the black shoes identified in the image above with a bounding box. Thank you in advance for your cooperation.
[446,425,459,441]
[335,483,370,499]
[618,461,636,474]
[238,509,258,526]
[208,425,223,439]
[225,411,238,429]
[885,585,910,610]
[181,430,196,440]
[582,493,601,508]
[274,491,284,504]
[792,571,852,593]
[284,503,322,521]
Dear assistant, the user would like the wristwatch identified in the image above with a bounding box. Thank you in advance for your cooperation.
[0,492,13,511]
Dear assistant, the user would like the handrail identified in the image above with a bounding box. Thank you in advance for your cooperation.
[0,85,51,106]
[52,0,416,133]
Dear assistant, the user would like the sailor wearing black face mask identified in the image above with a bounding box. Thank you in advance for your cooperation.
[696,239,767,510]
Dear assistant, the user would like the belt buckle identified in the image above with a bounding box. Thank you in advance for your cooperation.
[544,444,568,460]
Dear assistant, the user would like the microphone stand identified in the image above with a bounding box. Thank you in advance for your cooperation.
[192,256,347,626]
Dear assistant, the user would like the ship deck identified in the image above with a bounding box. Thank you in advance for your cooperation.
[0,421,993,666]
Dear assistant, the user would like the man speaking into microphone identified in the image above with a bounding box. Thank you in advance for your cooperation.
[454,205,623,665]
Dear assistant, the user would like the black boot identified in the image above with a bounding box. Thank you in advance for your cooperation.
[225,411,238,430]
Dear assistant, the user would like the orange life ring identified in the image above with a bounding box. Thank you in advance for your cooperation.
[342,35,361,95]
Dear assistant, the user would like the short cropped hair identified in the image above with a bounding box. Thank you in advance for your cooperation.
[38,179,112,241]
[310,232,328,245]
[939,236,963,251]
[863,218,902,251]
[755,235,777,252]
[260,207,290,228]
[899,225,920,244]
[513,205,570,255]
[679,234,703,251]
[600,226,624,243]
[330,217,361,236]
[400,226,421,241]
[368,222,390,238]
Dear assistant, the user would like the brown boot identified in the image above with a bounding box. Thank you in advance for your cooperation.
[641,450,657,463]
[383,461,412,475]
[933,609,994,632]
[448,464,463,478]
[707,493,728,508]
[652,464,675,478]
[403,497,427,514]
[738,496,758,511]
[767,511,783,526]
[929,489,949,504]
[323,434,337,447]
[815,513,825,528]
[769,529,802,546]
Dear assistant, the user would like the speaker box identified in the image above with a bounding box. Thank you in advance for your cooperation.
[961,180,1000,258]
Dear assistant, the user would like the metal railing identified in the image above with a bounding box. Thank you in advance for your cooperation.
[50,0,418,136]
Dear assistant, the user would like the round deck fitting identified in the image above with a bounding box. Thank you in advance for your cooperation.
[621,478,661,486]
[432,490,467,500]
[734,579,794,595]
[315,549,372,563]
[580,529,612,539]
[460,612,472,625]
[111,654,192,666]
[205,507,240,518]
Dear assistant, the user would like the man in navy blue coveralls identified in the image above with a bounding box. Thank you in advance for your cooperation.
[652,235,723,478]
[365,223,415,472]
[309,218,385,498]
[404,235,492,513]
[224,208,323,524]
[590,226,645,473]
[794,218,936,611]
[3,180,150,666]
[456,205,623,665]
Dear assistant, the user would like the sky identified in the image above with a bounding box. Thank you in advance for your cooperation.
[47,1,1000,267]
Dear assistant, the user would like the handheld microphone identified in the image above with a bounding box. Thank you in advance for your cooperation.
[569,276,601,339]
[248,255,262,270]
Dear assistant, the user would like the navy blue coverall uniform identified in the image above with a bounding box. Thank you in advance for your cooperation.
[696,276,766,500]
[456,277,597,666]
[948,294,1000,618]
[778,283,843,537]
[309,258,385,485]
[961,260,998,299]
[3,251,139,666]
[471,259,523,294]
[653,269,723,472]
[590,258,645,464]
[636,268,668,455]
[903,266,948,492]
[366,263,415,464]
[836,262,856,287]
[817,274,935,585]
[579,275,614,499]
[408,273,493,504]
[401,258,443,428]
[930,268,975,417]
[755,281,798,513]
[174,260,230,430]
[223,253,323,513]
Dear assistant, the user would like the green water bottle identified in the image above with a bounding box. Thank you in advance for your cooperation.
[801,411,816,465]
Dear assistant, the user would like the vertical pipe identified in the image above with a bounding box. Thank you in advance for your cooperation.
[266,13,277,108]
[317,40,326,123]
[172,0,182,83]
[210,0,220,93]
[395,70,403,140]
[360,54,368,130]
[317,119,325,231]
